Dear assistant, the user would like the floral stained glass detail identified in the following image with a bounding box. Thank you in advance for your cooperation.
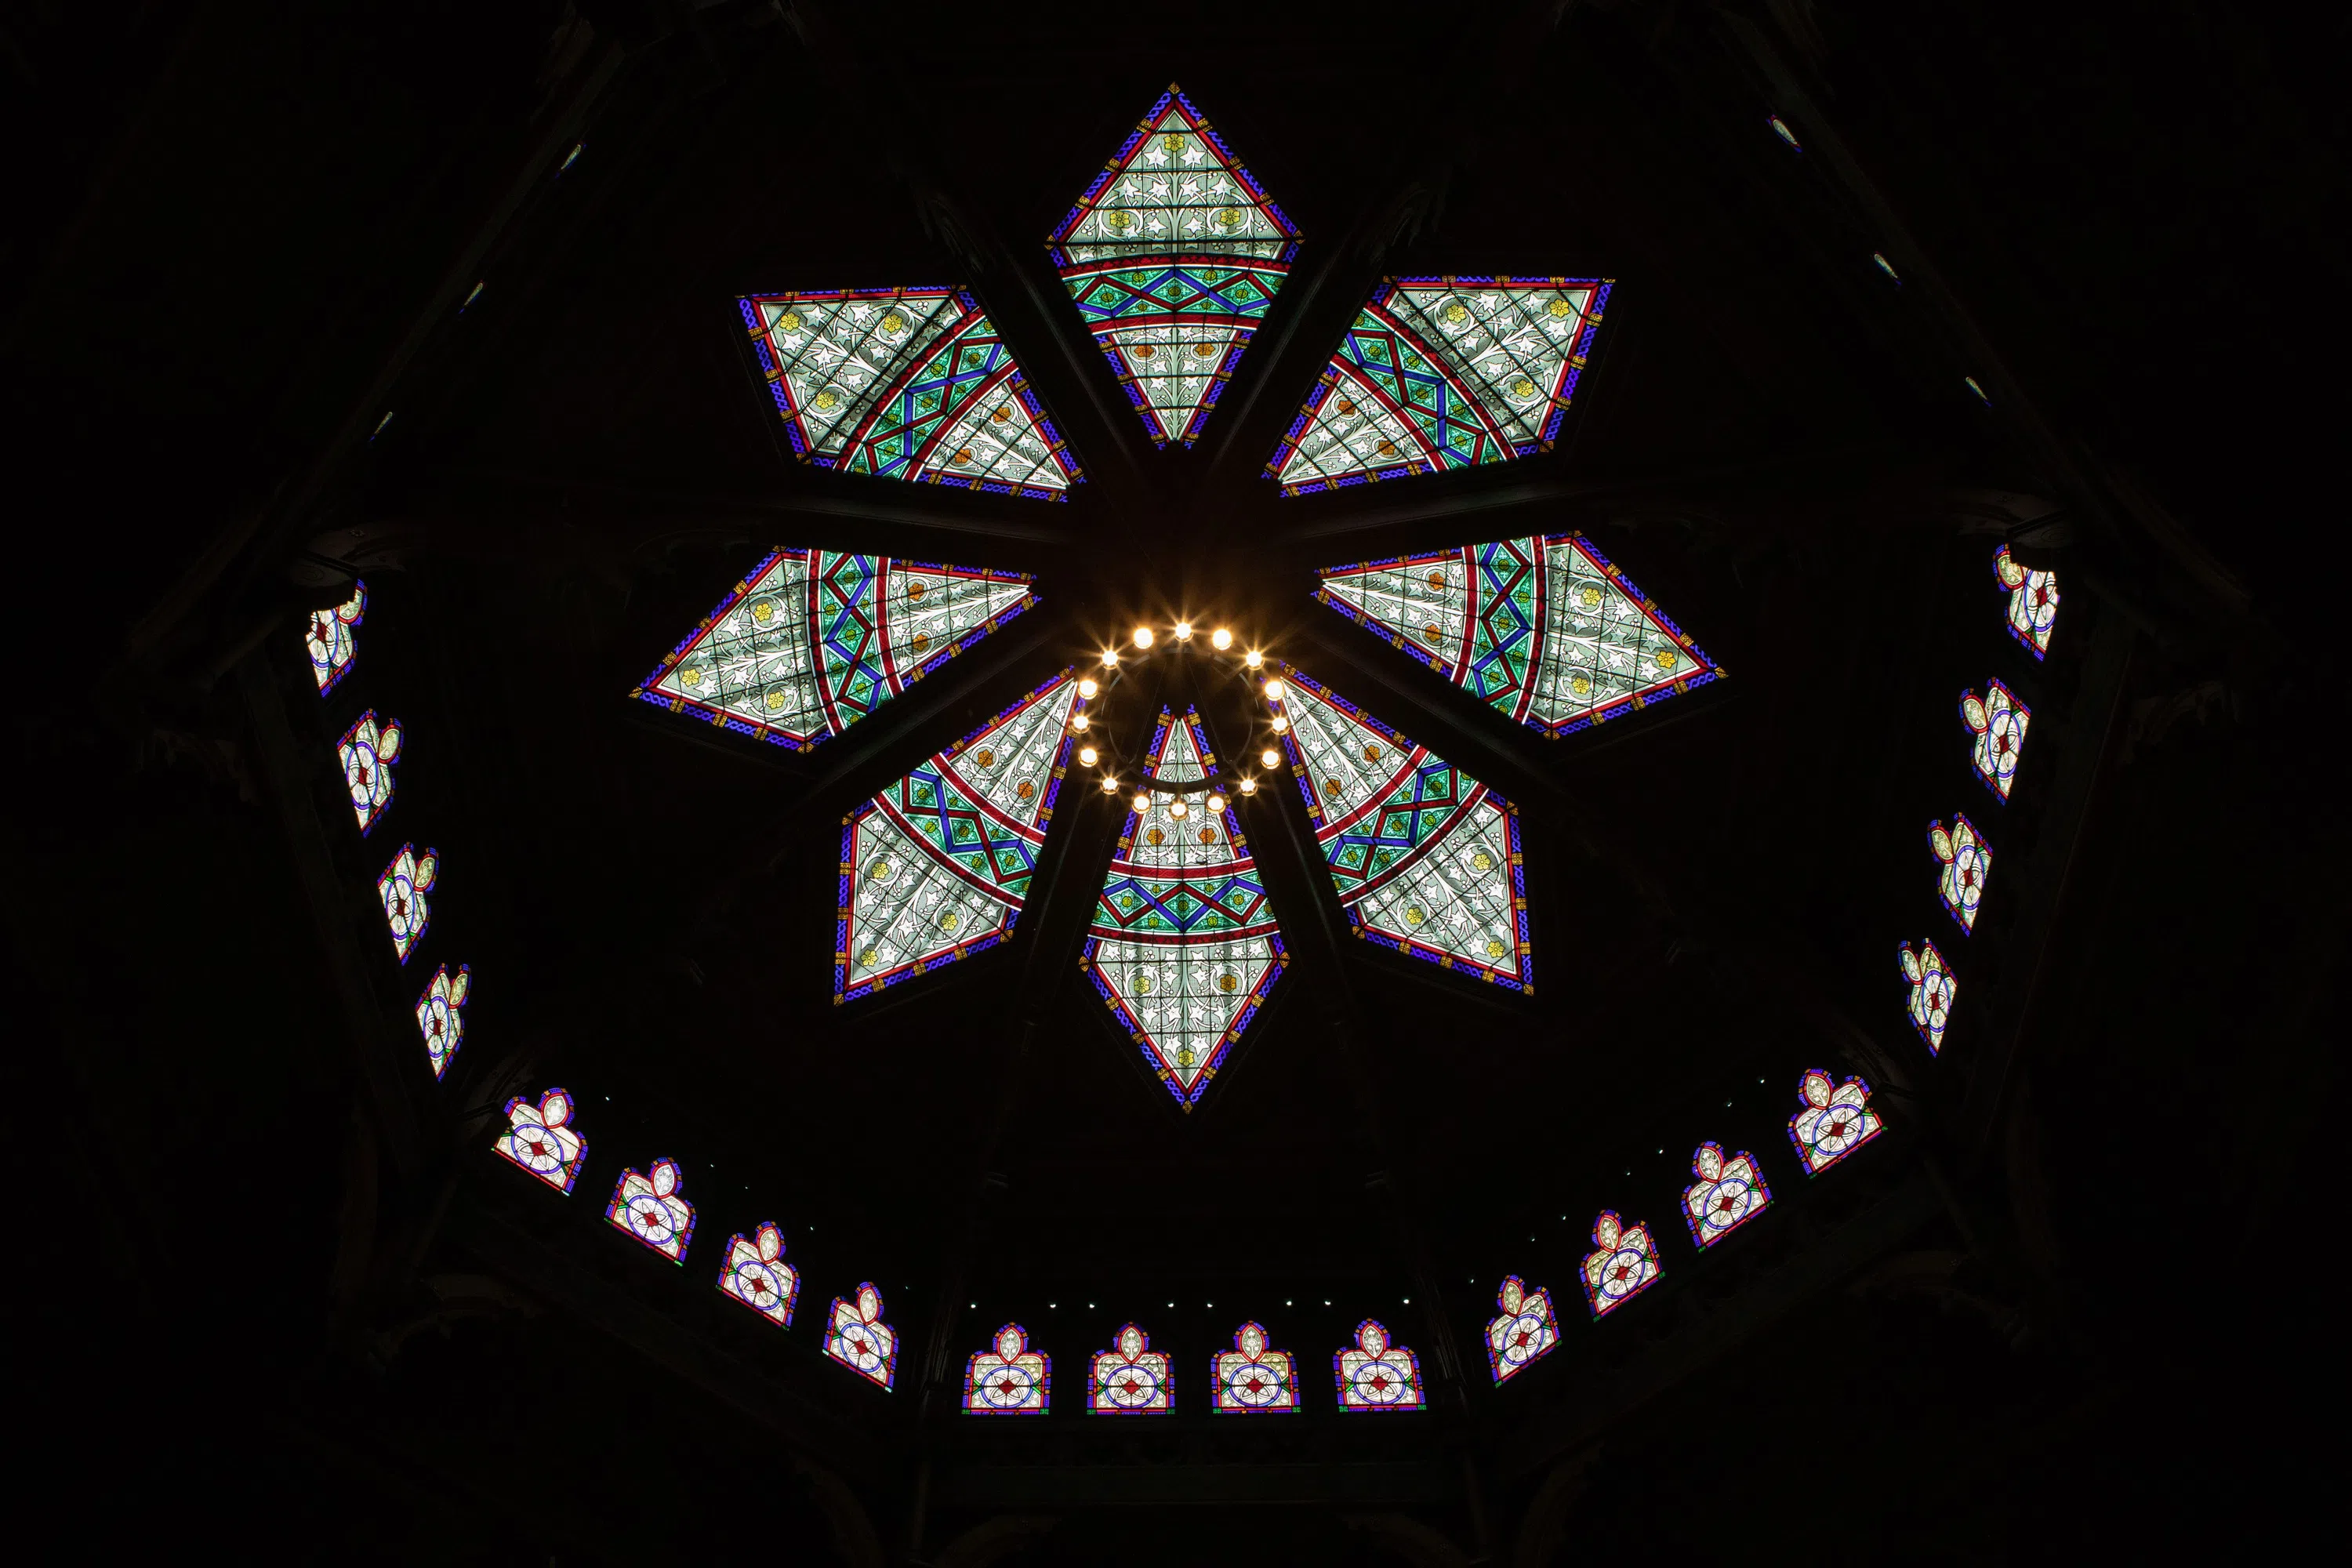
[1992,544,2060,659]
[304,582,367,695]
[1961,679,2031,800]
[1273,666,1532,990]
[1898,939,1957,1054]
[1089,1323,1173,1414]
[838,673,1080,1001]
[739,286,1081,500]
[1268,277,1610,494]
[964,1323,1051,1415]
[717,1222,800,1327]
[1316,532,1720,736]
[1581,1212,1662,1319]
[1928,815,1991,933]
[1082,709,1287,1108]
[822,1283,898,1389]
[1789,1069,1885,1174]
[1485,1276,1559,1384]
[494,1087,586,1194]
[1681,1144,1772,1248]
[1048,85,1301,447]
[633,548,1034,752]
[376,843,437,964]
[606,1158,696,1263]
[1213,1322,1299,1414]
[338,710,403,835]
[1335,1319,1425,1412]
[414,963,470,1079]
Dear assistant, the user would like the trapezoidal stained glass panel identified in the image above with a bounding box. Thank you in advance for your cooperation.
[1268,277,1610,494]
[822,1283,898,1389]
[1992,544,2060,659]
[1271,666,1532,991]
[1335,1319,1425,1412]
[338,710,403,835]
[739,286,1081,499]
[305,582,366,695]
[1316,533,1720,736]
[494,1087,586,1194]
[633,549,1034,751]
[1212,1322,1299,1414]
[1898,938,1956,1054]
[1484,1276,1559,1384]
[376,843,437,964]
[1961,679,2031,800]
[964,1323,1051,1414]
[1088,1323,1173,1414]
[1928,814,1991,933]
[606,1157,696,1263]
[1680,1144,1771,1248]
[415,963,470,1080]
[1789,1069,1885,1174]
[1048,85,1301,447]
[838,673,1080,1000]
[717,1222,800,1327]
[1082,708,1287,1109]
[1581,1210,1661,1319]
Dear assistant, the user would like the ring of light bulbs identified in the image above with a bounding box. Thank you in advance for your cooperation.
[1078,622,1285,808]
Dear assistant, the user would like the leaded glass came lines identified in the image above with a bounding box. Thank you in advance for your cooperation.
[1268,278,1610,493]
[634,549,1033,751]
[1316,532,1721,735]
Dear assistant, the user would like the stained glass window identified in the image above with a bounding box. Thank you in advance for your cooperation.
[1928,815,1991,933]
[1581,1211,1662,1319]
[1048,85,1301,448]
[376,843,437,964]
[1991,544,2060,659]
[717,1221,800,1327]
[1081,708,1287,1108]
[1484,1276,1559,1384]
[1316,533,1720,736]
[1788,1069,1885,1174]
[964,1322,1051,1415]
[606,1157,696,1263]
[822,1283,897,1389]
[738,286,1081,499]
[414,963,470,1079]
[1335,1319,1425,1412]
[1267,277,1610,494]
[1898,938,1957,1054]
[633,548,1035,751]
[1212,1322,1299,1414]
[1088,1323,1174,1414]
[838,673,1080,1000]
[304,582,367,695]
[1272,666,1532,989]
[1960,680,2031,800]
[494,1087,586,1193]
[337,710,403,836]
[1680,1144,1772,1248]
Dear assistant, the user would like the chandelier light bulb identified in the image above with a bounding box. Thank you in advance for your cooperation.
[1169,798,1189,819]
[1243,649,1264,669]
[1070,713,1090,732]
[1078,677,1098,699]
[1261,747,1282,769]
[1269,715,1289,733]
[1101,775,1120,793]
[1132,626,1155,649]
[1207,793,1226,814]
[1238,777,1258,795]
[1210,627,1232,650]
[1172,621,1192,641]
[1131,791,1152,813]
[1262,678,1286,701]
[1101,648,1120,668]
[1078,745,1098,767]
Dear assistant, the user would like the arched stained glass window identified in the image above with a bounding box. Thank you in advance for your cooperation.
[1992,544,2060,659]
[1680,1144,1772,1248]
[1082,708,1287,1108]
[1898,938,1957,1054]
[822,1283,898,1389]
[376,843,437,964]
[1316,532,1720,736]
[1960,679,2031,800]
[304,581,366,695]
[1048,85,1301,448]
[1928,815,1991,933]
[738,286,1081,499]
[717,1222,800,1327]
[1213,1322,1299,1414]
[1788,1069,1884,1174]
[838,673,1080,1000]
[338,710,402,835]
[1335,1319,1425,1412]
[1484,1276,1559,1384]
[414,963,469,1079]
[1272,667,1532,990]
[1581,1211,1661,1319]
[1268,277,1610,494]
[1089,1323,1174,1414]
[964,1323,1051,1415]
[494,1087,586,1194]
[633,548,1035,751]
[606,1157,696,1263]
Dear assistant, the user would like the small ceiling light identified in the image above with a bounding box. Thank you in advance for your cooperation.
[1261,747,1282,769]
[1172,621,1192,641]
[1078,745,1098,767]
[1133,626,1155,649]
[1100,776,1120,793]
[1078,677,1098,699]
[1169,798,1189,819]
[1269,715,1289,734]
[1243,649,1264,669]
[1210,627,1232,650]
[1071,713,1091,733]
[1262,678,1286,701]
[1132,791,1152,812]
[1101,648,1120,668]
[1206,792,1226,814]
[1238,778,1257,795]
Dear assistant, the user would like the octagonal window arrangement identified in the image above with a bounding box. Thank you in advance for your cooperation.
[963,1322,1051,1415]
[1335,1319,1425,1413]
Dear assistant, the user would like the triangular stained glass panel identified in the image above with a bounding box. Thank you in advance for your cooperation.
[739,286,1082,499]
[632,549,1034,750]
[838,673,1081,1001]
[1268,277,1610,494]
[1316,532,1720,735]
[1049,86,1301,447]
[1272,666,1532,991]
[1082,708,1287,1108]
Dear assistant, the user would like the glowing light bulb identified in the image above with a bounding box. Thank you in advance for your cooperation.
[1100,776,1120,793]
[1101,648,1120,668]
[1269,715,1289,733]
[1207,793,1226,814]
[1078,677,1098,699]
[1243,649,1264,669]
[1078,745,1098,767]
[1262,678,1286,701]
[1131,791,1152,813]
[1261,748,1282,769]
[1070,713,1090,732]
[1210,628,1232,650]
[1169,799,1189,819]
[1238,778,1258,795]
[1172,621,1192,641]
[1132,626,1155,649]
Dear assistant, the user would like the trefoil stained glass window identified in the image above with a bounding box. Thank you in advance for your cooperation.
[822,1283,898,1389]
[1581,1211,1661,1319]
[1485,1276,1559,1384]
[414,963,470,1080]
[717,1222,800,1327]
[337,710,403,835]
[1335,1319,1425,1411]
[1928,815,1991,932]
[304,582,366,695]
[494,1087,586,1194]
[1212,1322,1299,1414]
[1789,1069,1884,1174]
[1088,1323,1173,1414]
[1961,680,2031,800]
[963,1323,1050,1415]
[1680,1144,1772,1248]
[1898,938,1957,1054]
[1992,544,2060,659]
[376,843,437,964]
[606,1158,696,1262]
